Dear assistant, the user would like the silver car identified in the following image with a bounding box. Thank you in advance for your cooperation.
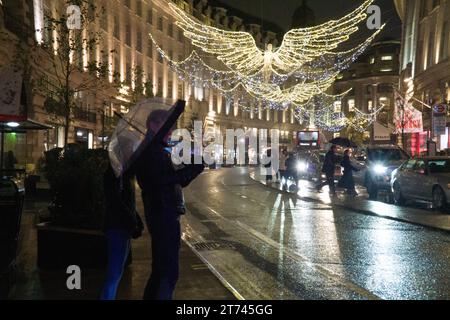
[391,157,450,211]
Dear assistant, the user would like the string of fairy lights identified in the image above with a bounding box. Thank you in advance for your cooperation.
[148,0,386,132]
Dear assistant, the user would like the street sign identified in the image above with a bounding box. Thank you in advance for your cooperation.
[433,104,447,114]
[433,104,448,136]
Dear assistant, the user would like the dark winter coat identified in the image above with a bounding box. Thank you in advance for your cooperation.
[103,166,143,238]
[134,141,204,219]
[322,151,338,175]
[338,155,359,190]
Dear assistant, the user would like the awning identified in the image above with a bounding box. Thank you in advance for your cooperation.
[0,119,54,132]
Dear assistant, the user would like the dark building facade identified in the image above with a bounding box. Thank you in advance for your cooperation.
[333,40,401,141]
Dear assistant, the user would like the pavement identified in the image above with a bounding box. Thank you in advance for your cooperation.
[7,190,236,300]
[182,167,450,300]
[249,168,450,233]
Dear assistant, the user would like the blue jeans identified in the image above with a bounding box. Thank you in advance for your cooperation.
[100,229,131,300]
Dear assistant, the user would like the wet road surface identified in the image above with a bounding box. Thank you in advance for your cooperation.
[182,167,450,300]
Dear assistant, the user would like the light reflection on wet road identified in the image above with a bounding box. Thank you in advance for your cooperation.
[182,167,450,300]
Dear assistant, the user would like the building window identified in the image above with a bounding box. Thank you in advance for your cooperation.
[366,85,372,95]
[147,9,153,25]
[168,23,173,37]
[157,77,163,96]
[136,30,142,52]
[168,81,173,98]
[124,0,131,9]
[114,54,120,76]
[348,99,355,112]
[379,97,389,104]
[420,0,428,19]
[125,21,131,46]
[213,95,217,109]
[147,64,153,78]
[114,16,120,39]
[158,16,163,31]
[369,57,375,64]
[368,100,373,112]
[126,62,131,84]
[136,0,142,17]
[75,128,93,149]
[178,28,183,42]
[379,97,390,112]
[134,61,142,84]
[378,84,393,93]
[380,68,393,72]
[381,55,393,61]
[334,101,342,113]
[178,83,184,99]
[100,12,108,31]
[120,105,129,114]
[168,50,173,60]
[147,41,153,59]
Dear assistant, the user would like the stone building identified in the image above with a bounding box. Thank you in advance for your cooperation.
[394,0,450,154]
[0,0,306,172]
[332,40,401,142]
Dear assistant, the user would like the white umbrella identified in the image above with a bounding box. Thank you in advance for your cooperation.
[108,98,185,177]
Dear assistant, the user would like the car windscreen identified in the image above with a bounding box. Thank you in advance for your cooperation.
[428,160,450,173]
[367,149,407,162]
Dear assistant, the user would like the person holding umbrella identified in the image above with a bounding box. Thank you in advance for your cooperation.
[338,149,359,196]
[316,145,338,196]
[135,109,204,300]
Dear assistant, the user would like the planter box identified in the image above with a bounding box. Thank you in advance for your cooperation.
[37,223,108,269]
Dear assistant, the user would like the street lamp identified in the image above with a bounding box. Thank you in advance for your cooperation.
[6,122,20,128]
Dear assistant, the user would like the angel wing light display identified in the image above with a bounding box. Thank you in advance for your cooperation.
[150,0,385,131]
[170,0,374,77]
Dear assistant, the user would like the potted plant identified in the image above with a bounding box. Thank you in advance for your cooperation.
[37,144,111,269]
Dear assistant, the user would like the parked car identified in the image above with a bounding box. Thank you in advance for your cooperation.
[391,157,450,211]
[353,145,410,199]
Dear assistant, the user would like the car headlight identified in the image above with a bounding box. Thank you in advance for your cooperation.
[296,161,308,172]
[373,164,388,175]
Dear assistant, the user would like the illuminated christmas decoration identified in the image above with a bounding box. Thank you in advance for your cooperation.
[169,0,375,77]
[149,0,386,131]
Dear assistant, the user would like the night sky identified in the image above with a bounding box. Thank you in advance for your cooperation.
[217,0,402,42]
